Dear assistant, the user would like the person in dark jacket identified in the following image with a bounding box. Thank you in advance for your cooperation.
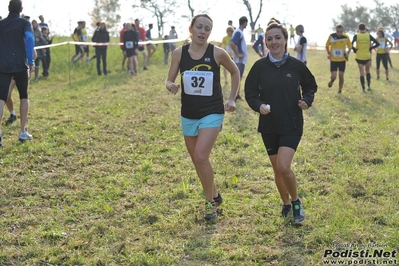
[0,0,35,146]
[32,19,48,81]
[92,21,110,75]
[41,26,53,77]
[123,23,139,75]
[245,20,317,225]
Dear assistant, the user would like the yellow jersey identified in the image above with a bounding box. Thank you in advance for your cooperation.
[352,32,379,60]
[325,33,352,62]
[376,37,388,54]
[221,35,233,57]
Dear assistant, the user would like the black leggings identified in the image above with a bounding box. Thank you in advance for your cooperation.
[95,47,107,75]
[376,53,388,70]
[0,70,29,102]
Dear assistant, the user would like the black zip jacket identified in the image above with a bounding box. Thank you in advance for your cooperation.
[92,28,110,49]
[245,55,317,135]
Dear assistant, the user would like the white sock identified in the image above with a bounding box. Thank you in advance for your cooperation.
[10,110,16,115]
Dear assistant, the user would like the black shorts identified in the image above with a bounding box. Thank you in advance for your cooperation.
[0,70,29,102]
[75,45,83,55]
[355,59,370,65]
[125,49,137,57]
[261,133,302,156]
[330,61,346,72]
[138,46,145,52]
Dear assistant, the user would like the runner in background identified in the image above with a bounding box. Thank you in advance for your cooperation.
[325,24,352,93]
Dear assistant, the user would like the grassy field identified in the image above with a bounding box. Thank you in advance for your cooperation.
[0,37,398,265]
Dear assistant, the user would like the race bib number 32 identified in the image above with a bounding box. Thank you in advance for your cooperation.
[183,71,213,96]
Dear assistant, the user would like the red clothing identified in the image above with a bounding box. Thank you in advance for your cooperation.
[119,28,126,49]
[137,26,146,46]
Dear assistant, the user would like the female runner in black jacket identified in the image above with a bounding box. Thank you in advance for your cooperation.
[245,20,317,224]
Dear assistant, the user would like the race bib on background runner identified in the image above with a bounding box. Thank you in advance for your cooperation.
[183,71,213,96]
[126,41,134,49]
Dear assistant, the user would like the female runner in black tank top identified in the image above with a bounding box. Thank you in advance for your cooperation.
[165,14,240,220]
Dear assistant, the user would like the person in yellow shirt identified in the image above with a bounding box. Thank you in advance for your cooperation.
[219,26,234,84]
[255,24,264,39]
[351,23,379,92]
[325,24,352,93]
[375,29,393,80]
[289,24,295,45]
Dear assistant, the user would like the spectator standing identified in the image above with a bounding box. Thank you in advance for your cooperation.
[289,24,295,45]
[32,19,48,81]
[0,0,35,146]
[119,23,128,71]
[41,26,53,77]
[229,16,248,100]
[379,27,393,68]
[294,24,307,64]
[219,26,234,84]
[163,35,170,65]
[38,15,48,30]
[255,24,264,39]
[392,27,399,49]
[146,23,156,59]
[134,19,149,70]
[92,22,110,76]
[169,25,178,53]
[228,20,236,30]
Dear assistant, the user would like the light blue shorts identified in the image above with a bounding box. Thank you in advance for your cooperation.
[181,114,224,137]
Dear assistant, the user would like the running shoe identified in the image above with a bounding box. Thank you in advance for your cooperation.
[281,204,292,218]
[213,193,223,206]
[292,199,305,224]
[328,81,333,88]
[204,201,217,220]
[18,130,33,142]
[5,114,17,126]
[0,132,3,147]
[368,86,372,91]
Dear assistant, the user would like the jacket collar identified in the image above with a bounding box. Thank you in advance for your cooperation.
[8,12,21,18]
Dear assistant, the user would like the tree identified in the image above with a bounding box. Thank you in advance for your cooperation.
[183,0,210,21]
[88,0,121,34]
[373,0,399,32]
[333,4,378,34]
[240,0,264,42]
[133,0,177,38]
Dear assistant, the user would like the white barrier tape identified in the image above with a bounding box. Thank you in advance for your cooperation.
[34,39,186,50]
[33,40,399,53]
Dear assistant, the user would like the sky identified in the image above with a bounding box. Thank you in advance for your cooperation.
[1,0,397,46]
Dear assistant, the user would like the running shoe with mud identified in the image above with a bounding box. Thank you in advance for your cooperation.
[292,199,305,224]
[204,201,217,220]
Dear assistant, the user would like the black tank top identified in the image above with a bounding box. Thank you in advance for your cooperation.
[179,43,223,119]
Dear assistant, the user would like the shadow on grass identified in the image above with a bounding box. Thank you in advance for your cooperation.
[278,223,310,266]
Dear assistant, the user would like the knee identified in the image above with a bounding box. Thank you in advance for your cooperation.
[193,152,209,166]
[276,164,292,176]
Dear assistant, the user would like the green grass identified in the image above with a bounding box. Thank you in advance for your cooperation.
[0,37,398,265]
